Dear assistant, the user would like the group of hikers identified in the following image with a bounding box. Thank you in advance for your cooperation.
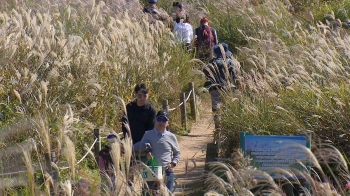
[98,84,180,195]
[96,1,238,195]
[143,0,237,128]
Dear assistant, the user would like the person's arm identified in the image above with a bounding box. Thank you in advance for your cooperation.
[212,28,218,45]
[133,132,150,153]
[194,28,199,47]
[170,135,181,165]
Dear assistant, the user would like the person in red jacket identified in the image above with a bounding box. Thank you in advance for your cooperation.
[194,17,218,62]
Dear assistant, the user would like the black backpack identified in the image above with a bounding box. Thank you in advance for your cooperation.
[203,58,236,89]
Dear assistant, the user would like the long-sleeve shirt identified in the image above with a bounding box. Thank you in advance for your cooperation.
[174,22,193,44]
[121,100,156,144]
[134,129,181,167]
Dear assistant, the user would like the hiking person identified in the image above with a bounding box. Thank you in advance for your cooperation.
[194,17,218,62]
[122,83,156,155]
[203,43,237,134]
[144,0,171,25]
[98,134,119,192]
[141,144,161,196]
[173,13,193,50]
[172,2,190,24]
[74,179,92,196]
[134,110,181,193]
[221,42,233,59]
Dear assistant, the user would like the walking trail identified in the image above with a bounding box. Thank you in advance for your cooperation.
[173,100,215,196]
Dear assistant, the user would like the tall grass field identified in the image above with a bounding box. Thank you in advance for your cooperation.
[1,0,350,195]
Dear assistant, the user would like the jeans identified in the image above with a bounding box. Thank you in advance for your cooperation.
[165,170,175,192]
[142,169,175,195]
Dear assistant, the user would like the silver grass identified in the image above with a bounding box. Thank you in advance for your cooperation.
[22,150,35,195]
[33,115,51,154]
[13,89,22,104]
[60,180,73,196]
[64,136,76,180]
[44,172,54,195]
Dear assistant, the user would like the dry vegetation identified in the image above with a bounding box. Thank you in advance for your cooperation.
[1,0,350,195]
[0,0,198,195]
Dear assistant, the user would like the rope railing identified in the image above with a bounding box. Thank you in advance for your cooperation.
[168,89,192,111]
[0,136,97,174]
[57,138,98,170]
[77,138,98,164]
[1,82,197,185]
[163,82,197,131]
[59,132,124,170]
[0,169,39,176]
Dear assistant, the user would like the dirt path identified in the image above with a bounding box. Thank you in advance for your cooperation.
[173,101,214,195]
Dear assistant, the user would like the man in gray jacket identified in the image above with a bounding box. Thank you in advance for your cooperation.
[134,110,181,193]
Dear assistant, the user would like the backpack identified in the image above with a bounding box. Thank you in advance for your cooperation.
[99,148,113,170]
[144,6,162,21]
[197,25,214,48]
[203,58,235,90]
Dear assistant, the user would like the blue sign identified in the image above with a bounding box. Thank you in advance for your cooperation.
[240,132,311,178]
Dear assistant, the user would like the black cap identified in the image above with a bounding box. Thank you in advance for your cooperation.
[173,2,182,9]
[156,110,170,120]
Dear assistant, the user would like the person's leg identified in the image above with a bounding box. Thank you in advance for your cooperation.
[165,170,175,192]
[210,89,222,143]
[142,181,153,196]
[210,89,222,128]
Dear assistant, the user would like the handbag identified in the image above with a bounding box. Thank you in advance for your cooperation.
[142,156,163,181]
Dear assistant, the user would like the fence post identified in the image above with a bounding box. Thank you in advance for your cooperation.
[188,82,197,121]
[162,99,169,112]
[93,129,101,166]
[45,151,57,195]
[51,151,58,182]
[44,153,52,176]
[203,143,217,190]
[180,92,187,131]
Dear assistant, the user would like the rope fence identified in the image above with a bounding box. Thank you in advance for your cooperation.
[168,89,192,111]
[0,138,99,177]
[59,132,124,170]
[163,82,197,131]
[1,82,198,186]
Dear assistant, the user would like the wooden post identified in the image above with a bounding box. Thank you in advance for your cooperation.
[93,129,101,166]
[162,99,169,112]
[204,143,219,172]
[51,151,58,182]
[162,99,172,130]
[45,152,57,195]
[180,92,187,130]
[203,143,217,190]
[44,153,52,176]
[188,82,197,121]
